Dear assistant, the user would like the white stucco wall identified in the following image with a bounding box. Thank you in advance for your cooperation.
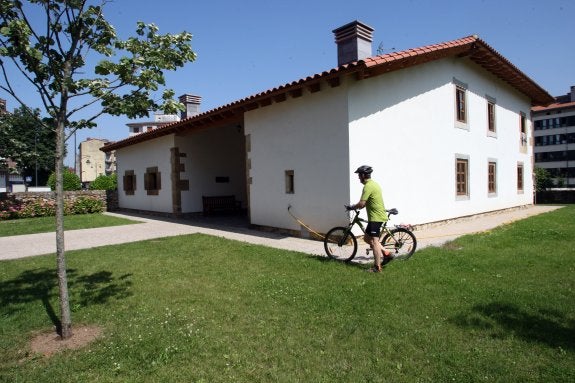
[245,84,352,233]
[176,125,247,213]
[116,134,175,213]
[348,57,534,225]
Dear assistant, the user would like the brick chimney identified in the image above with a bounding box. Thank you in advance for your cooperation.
[179,94,202,119]
[571,85,575,102]
[332,21,374,66]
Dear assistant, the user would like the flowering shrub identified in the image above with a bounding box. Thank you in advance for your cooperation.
[0,197,22,220]
[71,196,104,214]
[0,194,104,220]
[16,198,57,218]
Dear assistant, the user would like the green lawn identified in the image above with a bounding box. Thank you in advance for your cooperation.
[0,206,573,382]
[0,214,140,237]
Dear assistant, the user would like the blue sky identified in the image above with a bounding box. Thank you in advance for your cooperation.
[1,0,573,167]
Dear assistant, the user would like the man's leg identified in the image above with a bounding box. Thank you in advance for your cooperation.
[368,235,383,268]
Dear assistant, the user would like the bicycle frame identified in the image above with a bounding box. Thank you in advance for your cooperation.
[343,209,392,241]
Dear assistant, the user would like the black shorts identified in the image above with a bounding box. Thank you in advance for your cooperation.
[365,222,383,237]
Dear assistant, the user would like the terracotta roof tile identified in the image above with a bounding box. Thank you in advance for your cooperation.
[532,100,575,112]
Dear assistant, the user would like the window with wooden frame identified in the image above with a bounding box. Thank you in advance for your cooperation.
[456,157,469,198]
[285,170,294,194]
[456,86,467,123]
[487,98,496,135]
[517,163,524,192]
[123,170,136,195]
[144,166,161,195]
[520,112,527,146]
[488,161,497,195]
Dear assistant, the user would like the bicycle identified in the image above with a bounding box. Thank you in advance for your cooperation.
[323,207,417,263]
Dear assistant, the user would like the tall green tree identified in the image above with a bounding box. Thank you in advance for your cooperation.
[534,167,553,192]
[0,106,56,185]
[0,0,196,339]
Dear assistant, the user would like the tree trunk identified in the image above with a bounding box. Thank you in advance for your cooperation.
[55,100,72,339]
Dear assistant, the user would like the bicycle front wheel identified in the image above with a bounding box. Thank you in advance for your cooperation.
[324,227,357,262]
[381,228,417,260]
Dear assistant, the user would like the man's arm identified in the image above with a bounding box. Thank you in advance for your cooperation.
[350,200,367,210]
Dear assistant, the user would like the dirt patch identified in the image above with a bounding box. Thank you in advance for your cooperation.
[30,325,103,357]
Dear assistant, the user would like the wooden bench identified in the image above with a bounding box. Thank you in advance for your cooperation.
[202,195,242,216]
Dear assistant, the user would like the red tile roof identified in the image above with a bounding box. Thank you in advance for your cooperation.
[532,100,575,113]
[102,35,554,152]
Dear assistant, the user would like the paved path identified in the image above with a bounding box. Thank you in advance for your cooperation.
[0,205,562,262]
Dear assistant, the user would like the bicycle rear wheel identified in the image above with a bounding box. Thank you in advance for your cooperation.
[381,228,417,260]
[324,227,357,262]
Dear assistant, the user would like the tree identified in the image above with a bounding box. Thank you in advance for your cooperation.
[48,168,81,191]
[0,106,56,186]
[89,173,116,190]
[534,167,553,192]
[0,0,196,339]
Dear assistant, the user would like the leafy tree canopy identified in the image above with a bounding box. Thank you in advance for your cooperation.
[89,173,116,190]
[48,168,81,191]
[0,106,56,185]
[534,167,553,192]
[0,0,196,133]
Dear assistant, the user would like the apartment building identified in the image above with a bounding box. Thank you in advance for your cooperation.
[78,138,111,186]
[532,86,575,187]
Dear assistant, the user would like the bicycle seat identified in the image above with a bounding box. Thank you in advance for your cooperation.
[387,208,398,215]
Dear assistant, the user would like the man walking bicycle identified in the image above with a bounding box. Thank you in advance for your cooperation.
[347,165,393,272]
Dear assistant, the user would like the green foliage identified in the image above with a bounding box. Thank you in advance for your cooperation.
[0,194,104,220]
[71,196,104,214]
[47,169,81,191]
[0,106,56,185]
[89,173,117,190]
[534,167,554,191]
[0,1,196,124]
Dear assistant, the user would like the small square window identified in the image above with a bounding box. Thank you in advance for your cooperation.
[145,166,161,196]
[285,170,294,194]
[123,170,136,196]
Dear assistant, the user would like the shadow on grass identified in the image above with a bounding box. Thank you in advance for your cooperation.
[451,302,575,351]
[0,268,133,333]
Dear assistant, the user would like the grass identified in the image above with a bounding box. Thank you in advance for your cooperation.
[0,206,574,382]
[0,214,140,237]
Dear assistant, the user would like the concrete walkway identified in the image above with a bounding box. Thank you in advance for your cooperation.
[0,205,562,262]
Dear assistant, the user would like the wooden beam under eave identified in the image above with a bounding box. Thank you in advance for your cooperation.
[355,69,370,80]
[259,98,272,107]
[290,88,303,98]
[326,77,340,88]
[245,102,259,111]
[308,83,321,93]
[274,93,287,103]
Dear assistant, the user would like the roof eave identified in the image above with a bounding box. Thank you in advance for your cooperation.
[102,35,554,153]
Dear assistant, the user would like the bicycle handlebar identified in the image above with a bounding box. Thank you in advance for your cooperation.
[345,205,399,218]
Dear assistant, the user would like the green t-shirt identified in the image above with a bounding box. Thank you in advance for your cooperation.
[360,179,387,222]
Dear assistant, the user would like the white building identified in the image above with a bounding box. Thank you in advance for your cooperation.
[126,95,201,136]
[102,21,553,235]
